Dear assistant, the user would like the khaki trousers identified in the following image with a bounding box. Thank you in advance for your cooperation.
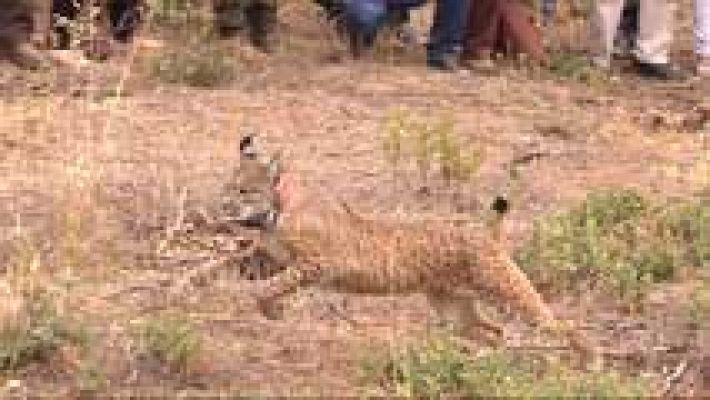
[590,0,672,65]
[697,0,710,56]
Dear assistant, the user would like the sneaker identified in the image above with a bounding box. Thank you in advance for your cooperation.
[633,60,688,81]
[697,56,710,78]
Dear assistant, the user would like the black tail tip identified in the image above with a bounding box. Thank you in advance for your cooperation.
[491,196,509,215]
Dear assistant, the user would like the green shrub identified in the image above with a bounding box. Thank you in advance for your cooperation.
[76,359,108,396]
[382,109,483,185]
[361,336,470,398]
[145,29,236,88]
[361,336,650,399]
[136,316,201,373]
[688,277,710,326]
[547,52,606,85]
[658,198,709,270]
[145,0,209,31]
[0,292,86,371]
[517,188,708,303]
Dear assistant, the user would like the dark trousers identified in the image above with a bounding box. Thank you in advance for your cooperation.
[541,0,557,25]
[427,0,471,62]
[462,0,545,62]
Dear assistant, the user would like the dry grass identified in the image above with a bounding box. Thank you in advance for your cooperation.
[0,0,706,395]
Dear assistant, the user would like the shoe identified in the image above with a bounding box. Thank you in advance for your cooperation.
[590,55,611,70]
[633,60,688,81]
[461,49,496,73]
[697,56,710,78]
[611,36,635,60]
[427,53,459,71]
[395,25,418,47]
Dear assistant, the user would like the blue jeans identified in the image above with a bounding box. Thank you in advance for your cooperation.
[344,0,387,41]
[344,0,425,40]
[427,0,471,63]
[541,0,557,25]
[697,0,710,56]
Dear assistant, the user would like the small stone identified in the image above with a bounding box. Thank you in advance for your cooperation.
[4,380,23,390]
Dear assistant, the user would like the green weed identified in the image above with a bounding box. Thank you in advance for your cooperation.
[136,316,201,373]
[517,188,708,304]
[1,237,89,372]
[76,359,107,396]
[382,109,483,185]
[145,0,210,32]
[658,198,709,270]
[144,26,236,88]
[361,336,650,399]
[547,52,606,85]
[688,277,710,327]
[0,292,87,372]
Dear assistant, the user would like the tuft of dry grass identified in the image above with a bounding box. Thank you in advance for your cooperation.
[381,109,484,187]
[141,31,237,88]
[0,286,88,373]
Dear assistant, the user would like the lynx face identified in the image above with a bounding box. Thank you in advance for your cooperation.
[220,135,285,231]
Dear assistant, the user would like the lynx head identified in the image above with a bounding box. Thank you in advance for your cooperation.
[222,134,299,231]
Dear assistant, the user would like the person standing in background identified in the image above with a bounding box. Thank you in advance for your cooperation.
[589,0,686,80]
[462,0,547,64]
[213,0,278,53]
[696,0,710,76]
[426,0,471,70]
[541,0,557,27]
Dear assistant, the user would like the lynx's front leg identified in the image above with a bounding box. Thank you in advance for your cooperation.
[255,263,323,320]
[32,0,53,50]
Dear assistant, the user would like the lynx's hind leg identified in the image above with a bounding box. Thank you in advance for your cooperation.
[470,237,600,364]
[542,319,602,370]
[427,291,505,346]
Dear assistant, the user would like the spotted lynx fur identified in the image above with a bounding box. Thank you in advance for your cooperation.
[239,136,598,361]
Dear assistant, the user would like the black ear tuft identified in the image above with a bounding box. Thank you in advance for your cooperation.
[491,196,509,216]
[239,134,257,159]
[267,152,282,185]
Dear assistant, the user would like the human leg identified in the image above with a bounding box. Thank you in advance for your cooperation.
[633,0,686,79]
[245,0,278,52]
[541,0,557,26]
[695,0,710,76]
[589,0,624,68]
[635,0,672,65]
[213,0,247,38]
[427,0,471,70]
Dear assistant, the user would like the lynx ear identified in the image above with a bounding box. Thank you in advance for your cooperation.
[272,167,299,214]
[239,134,257,159]
[267,151,283,186]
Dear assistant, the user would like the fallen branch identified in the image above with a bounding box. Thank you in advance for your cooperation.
[505,345,572,352]
[659,360,689,397]
[168,255,233,297]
